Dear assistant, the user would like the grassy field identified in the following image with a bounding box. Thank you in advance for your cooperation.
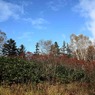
[0,82,94,95]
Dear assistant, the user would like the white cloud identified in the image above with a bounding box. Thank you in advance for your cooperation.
[0,0,24,22]
[0,0,48,29]
[47,0,67,11]
[23,18,48,29]
[75,0,95,38]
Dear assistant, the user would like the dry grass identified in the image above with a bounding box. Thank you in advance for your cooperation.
[0,82,93,95]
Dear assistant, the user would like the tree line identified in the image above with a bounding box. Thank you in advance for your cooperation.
[0,30,95,62]
[0,30,25,58]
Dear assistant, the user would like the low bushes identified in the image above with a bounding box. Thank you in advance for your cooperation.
[0,57,44,84]
[0,56,94,85]
[55,65,87,83]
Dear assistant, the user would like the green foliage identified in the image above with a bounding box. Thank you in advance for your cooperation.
[0,57,44,84]
[55,65,87,83]
[0,56,94,85]
[55,65,69,83]
[2,39,18,56]
[54,42,60,55]
[2,39,26,58]
[34,42,40,55]
[18,44,26,58]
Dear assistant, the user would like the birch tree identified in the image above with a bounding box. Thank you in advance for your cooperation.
[0,31,7,55]
[69,34,92,60]
[38,40,52,54]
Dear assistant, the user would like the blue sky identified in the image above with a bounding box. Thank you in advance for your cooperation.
[0,0,95,52]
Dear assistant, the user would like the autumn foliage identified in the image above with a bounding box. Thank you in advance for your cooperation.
[1,31,95,94]
[0,53,95,86]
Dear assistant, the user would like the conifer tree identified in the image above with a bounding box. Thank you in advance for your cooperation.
[34,42,40,55]
[61,41,66,54]
[54,42,60,55]
[2,39,18,57]
[18,44,26,58]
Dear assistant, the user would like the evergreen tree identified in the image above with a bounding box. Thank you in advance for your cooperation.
[18,44,26,58]
[50,42,60,56]
[2,39,18,57]
[54,42,60,55]
[34,42,40,55]
[61,41,66,54]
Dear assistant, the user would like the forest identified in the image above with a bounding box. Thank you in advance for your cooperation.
[0,31,95,95]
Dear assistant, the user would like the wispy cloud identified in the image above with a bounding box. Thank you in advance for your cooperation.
[0,0,48,29]
[23,18,48,29]
[47,0,67,11]
[0,0,24,22]
[18,32,34,42]
[74,0,95,38]
[62,34,66,39]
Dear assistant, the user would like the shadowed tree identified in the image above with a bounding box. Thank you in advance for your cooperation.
[54,42,60,55]
[34,42,40,55]
[2,39,18,57]
[18,44,26,58]
[50,42,60,56]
